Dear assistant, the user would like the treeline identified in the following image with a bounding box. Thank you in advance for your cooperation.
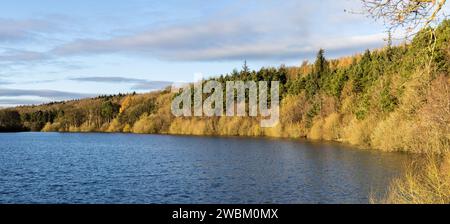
[1,20,449,154]
[0,110,27,132]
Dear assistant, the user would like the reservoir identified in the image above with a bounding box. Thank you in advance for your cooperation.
[0,132,410,203]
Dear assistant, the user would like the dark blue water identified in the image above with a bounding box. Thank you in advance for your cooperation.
[0,132,409,203]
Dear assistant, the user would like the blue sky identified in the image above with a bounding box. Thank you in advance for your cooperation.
[0,0,391,107]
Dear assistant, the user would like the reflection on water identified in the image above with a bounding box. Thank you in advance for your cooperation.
[0,132,410,203]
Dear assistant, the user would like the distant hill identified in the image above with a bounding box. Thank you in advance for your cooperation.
[2,20,449,154]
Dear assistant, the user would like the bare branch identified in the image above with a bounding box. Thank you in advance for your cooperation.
[361,0,447,33]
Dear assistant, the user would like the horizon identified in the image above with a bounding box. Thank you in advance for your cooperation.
[0,0,449,207]
[0,44,403,110]
[0,0,395,107]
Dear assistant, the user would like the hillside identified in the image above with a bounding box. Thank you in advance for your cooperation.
[1,20,449,155]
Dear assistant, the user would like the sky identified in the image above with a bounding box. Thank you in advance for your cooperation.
[0,0,392,107]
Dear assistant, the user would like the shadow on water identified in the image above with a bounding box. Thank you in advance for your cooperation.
[0,132,411,203]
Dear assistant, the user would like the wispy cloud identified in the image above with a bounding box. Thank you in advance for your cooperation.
[0,0,391,106]
[0,88,93,100]
[53,29,383,62]
[70,76,172,90]
[131,81,173,90]
[0,80,12,85]
[49,1,311,60]
[69,76,146,83]
[0,78,59,85]
[0,98,47,106]
[0,49,50,63]
[162,34,386,61]
[0,1,387,64]
[0,18,55,42]
[52,29,384,61]
[51,20,264,57]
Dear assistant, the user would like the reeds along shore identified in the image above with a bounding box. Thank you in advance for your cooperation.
[1,20,449,204]
[374,155,450,204]
[5,21,446,155]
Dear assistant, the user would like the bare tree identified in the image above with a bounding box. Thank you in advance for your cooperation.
[361,0,447,33]
[360,0,447,65]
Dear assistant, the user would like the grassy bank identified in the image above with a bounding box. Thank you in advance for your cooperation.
[5,21,448,154]
[1,21,449,204]
[374,154,450,204]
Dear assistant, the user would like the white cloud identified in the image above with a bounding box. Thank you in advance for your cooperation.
[69,76,172,90]
[0,49,50,62]
[0,0,390,64]
[0,88,93,100]
[48,0,387,61]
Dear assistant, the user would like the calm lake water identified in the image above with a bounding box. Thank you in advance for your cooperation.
[0,132,410,204]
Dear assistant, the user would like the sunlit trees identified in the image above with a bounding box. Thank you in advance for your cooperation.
[1,20,449,159]
[361,0,448,68]
[359,4,450,202]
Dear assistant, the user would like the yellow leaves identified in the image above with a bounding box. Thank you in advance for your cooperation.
[369,75,449,154]
[341,116,373,147]
[132,114,163,134]
[282,123,305,138]
[80,121,96,132]
[168,117,217,136]
[322,113,341,141]
[379,154,450,204]
[123,124,132,133]
[262,123,282,138]
[68,125,80,132]
[217,117,241,136]
[106,118,123,132]
[119,95,133,114]
[280,93,307,124]
[308,118,324,140]
[41,122,56,132]
[306,113,341,141]
[371,111,420,152]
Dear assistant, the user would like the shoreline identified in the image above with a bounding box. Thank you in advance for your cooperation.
[5,129,417,155]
